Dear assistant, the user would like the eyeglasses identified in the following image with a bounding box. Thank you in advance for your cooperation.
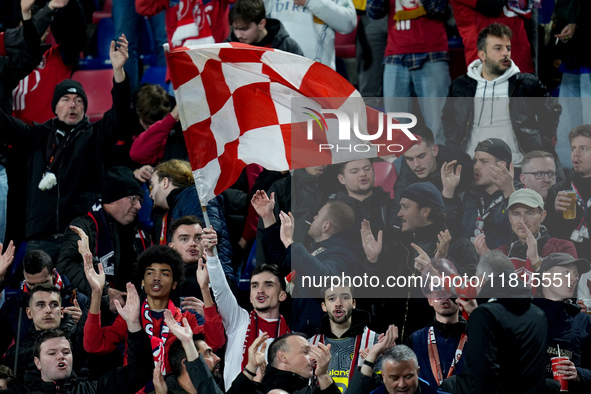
[128,195,143,205]
[522,171,557,180]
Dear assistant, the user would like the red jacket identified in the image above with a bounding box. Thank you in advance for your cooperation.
[450,0,534,73]
[84,305,225,373]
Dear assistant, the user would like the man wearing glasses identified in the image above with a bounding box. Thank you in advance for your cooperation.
[57,166,152,316]
[520,150,558,203]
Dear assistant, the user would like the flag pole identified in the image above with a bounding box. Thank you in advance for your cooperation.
[196,188,218,257]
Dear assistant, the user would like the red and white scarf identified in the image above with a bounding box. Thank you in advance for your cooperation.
[141,299,177,374]
[21,271,64,294]
[241,310,290,370]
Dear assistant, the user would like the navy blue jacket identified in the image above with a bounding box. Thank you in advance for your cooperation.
[0,272,87,355]
[406,319,467,389]
[262,221,362,336]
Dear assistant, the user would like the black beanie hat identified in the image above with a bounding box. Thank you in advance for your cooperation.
[101,167,143,204]
[52,79,88,115]
[400,182,445,212]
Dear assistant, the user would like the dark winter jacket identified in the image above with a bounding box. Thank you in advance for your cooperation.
[364,222,478,339]
[465,286,548,394]
[0,76,132,239]
[545,173,591,259]
[227,365,342,394]
[394,144,473,233]
[0,19,42,166]
[2,316,78,382]
[256,168,328,264]
[406,318,467,389]
[0,272,87,357]
[166,187,237,285]
[2,329,154,393]
[454,182,521,250]
[163,354,224,394]
[442,73,561,156]
[57,204,149,301]
[262,221,362,335]
[227,18,304,56]
[330,186,397,249]
[534,298,591,393]
[347,370,445,394]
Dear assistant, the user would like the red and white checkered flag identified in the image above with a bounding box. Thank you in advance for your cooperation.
[166,43,419,205]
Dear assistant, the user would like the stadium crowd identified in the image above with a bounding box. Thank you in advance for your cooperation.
[0,0,589,392]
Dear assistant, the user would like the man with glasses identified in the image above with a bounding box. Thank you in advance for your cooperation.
[520,151,558,203]
[57,166,152,315]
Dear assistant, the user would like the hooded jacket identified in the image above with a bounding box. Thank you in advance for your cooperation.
[227,18,304,56]
[442,60,561,158]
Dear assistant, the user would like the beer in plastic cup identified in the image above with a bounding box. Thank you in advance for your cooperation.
[563,191,577,220]
[551,356,569,391]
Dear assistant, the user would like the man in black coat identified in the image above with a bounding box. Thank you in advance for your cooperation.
[451,251,549,394]
[57,167,149,314]
[0,34,131,262]
[1,280,154,393]
[2,284,79,383]
[253,190,360,336]
[442,23,561,171]
[361,182,479,338]
[393,124,473,235]
[227,333,340,394]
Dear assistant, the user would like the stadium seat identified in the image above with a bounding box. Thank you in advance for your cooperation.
[72,69,114,123]
[92,0,113,24]
[140,66,168,90]
[79,18,114,69]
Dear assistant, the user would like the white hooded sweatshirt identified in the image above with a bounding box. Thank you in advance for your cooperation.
[464,58,524,166]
